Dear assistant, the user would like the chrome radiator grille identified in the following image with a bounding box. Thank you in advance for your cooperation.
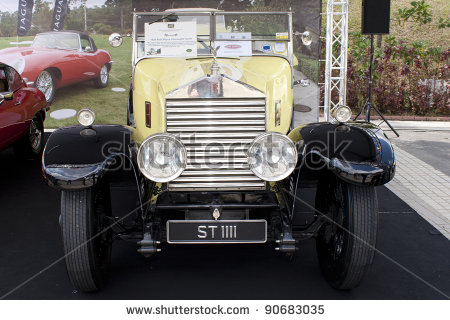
[166,98,266,191]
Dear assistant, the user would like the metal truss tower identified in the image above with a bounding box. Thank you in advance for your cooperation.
[322,0,349,121]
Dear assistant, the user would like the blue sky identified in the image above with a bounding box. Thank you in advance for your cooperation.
[0,0,108,13]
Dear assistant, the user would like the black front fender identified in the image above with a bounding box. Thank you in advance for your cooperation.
[288,122,395,186]
[42,125,132,190]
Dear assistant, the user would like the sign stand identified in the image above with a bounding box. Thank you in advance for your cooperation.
[353,36,400,137]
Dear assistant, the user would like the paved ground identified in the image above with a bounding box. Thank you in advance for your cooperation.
[0,131,449,300]
[292,70,319,126]
[380,121,450,240]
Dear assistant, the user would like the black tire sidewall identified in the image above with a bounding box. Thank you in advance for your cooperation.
[315,176,377,290]
[60,186,112,292]
[317,180,353,286]
[88,186,112,287]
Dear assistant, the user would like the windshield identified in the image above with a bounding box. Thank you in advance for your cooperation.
[134,12,291,60]
[32,33,80,50]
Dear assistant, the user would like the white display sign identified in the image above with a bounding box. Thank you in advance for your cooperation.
[216,41,252,57]
[144,21,197,57]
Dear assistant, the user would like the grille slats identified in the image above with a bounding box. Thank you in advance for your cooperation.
[174,175,262,182]
[167,119,265,126]
[178,132,264,138]
[166,98,266,191]
[166,100,265,107]
[186,164,248,170]
[167,126,264,132]
[167,107,265,113]
[182,169,254,176]
[168,182,266,189]
[182,138,255,145]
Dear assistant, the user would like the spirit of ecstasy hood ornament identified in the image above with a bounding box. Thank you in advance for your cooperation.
[209,45,221,76]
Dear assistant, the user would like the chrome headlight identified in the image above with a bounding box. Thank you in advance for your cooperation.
[10,58,26,74]
[77,109,95,126]
[333,105,352,123]
[137,133,187,182]
[247,132,297,181]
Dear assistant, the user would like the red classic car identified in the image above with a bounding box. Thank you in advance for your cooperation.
[0,31,112,103]
[0,62,47,157]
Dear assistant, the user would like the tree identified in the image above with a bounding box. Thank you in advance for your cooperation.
[0,11,18,37]
[31,0,52,34]
[105,0,131,33]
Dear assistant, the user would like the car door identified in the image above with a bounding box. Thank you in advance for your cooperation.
[78,34,101,80]
[54,32,86,84]
[0,66,27,150]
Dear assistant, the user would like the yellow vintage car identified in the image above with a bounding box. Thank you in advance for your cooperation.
[42,9,395,292]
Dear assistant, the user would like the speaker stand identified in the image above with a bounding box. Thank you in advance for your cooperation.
[354,35,399,137]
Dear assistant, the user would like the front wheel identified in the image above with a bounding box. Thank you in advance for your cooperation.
[94,64,109,88]
[315,177,378,290]
[14,114,44,159]
[60,186,112,292]
[35,70,55,103]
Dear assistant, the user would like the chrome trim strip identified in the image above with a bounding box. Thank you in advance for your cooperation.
[167,119,265,126]
[181,170,255,176]
[187,158,248,164]
[182,138,255,145]
[186,151,247,157]
[174,176,261,182]
[167,113,265,120]
[179,132,265,138]
[186,145,247,150]
[167,127,265,132]
[167,107,266,113]
[166,100,265,107]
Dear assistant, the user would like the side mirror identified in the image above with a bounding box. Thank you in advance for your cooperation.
[108,33,131,48]
[0,92,14,101]
[84,46,93,52]
[108,33,130,48]
[109,33,123,47]
[295,31,313,46]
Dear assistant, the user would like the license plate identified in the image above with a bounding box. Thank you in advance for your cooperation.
[167,220,267,244]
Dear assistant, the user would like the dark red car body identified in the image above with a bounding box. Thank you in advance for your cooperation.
[0,31,112,91]
[0,63,47,152]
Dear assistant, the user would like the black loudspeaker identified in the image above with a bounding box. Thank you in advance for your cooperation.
[362,0,391,35]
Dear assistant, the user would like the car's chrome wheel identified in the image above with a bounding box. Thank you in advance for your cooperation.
[35,70,55,103]
[100,65,108,84]
[94,64,109,88]
[28,117,43,153]
[14,114,44,158]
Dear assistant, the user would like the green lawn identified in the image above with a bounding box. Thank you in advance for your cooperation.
[0,35,132,128]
